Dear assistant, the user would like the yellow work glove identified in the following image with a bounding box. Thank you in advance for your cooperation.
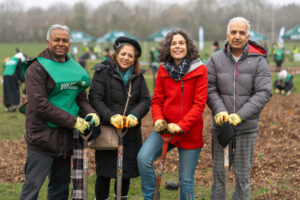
[86,113,100,127]
[167,123,182,135]
[126,114,139,128]
[281,90,286,95]
[110,114,124,129]
[228,113,242,126]
[154,119,167,133]
[214,111,229,126]
[74,117,90,133]
[274,88,280,94]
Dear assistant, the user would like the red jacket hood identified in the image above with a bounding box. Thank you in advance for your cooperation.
[224,40,268,58]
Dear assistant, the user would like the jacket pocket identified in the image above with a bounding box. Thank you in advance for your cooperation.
[29,128,50,149]
[28,119,59,153]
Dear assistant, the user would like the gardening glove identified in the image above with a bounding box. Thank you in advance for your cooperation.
[214,111,229,126]
[126,114,139,128]
[85,113,100,127]
[228,113,242,126]
[110,114,124,129]
[154,119,167,133]
[74,117,90,134]
[167,123,182,135]
[275,88,280,94]
[281,90,286,95]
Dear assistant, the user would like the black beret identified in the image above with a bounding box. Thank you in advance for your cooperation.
[113,36,142,57]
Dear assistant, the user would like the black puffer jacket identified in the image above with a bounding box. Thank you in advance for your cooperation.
[89,58,151,178]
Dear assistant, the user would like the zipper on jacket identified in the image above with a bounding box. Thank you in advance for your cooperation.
[234,61,239,113]
[181,81,184,120]
[114,73,130,112]
[62,131,67,158]
[60,143,64,158]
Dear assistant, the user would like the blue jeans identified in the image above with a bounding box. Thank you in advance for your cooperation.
[19,149,71,200]
[137,131,201,200]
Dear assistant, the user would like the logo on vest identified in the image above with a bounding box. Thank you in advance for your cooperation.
[6,60,16,66]
[80,81,86,86]
[60,82,79,90]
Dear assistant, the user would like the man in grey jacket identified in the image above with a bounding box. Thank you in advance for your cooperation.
[206,17,272,200]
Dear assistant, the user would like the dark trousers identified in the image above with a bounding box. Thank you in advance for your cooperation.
[275,60,283,72]
[19,149,71,200]
[95,176,130,200]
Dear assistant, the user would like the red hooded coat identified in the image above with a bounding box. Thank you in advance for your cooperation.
[152,60,208,149]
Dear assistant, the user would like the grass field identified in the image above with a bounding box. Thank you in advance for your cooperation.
[1,41,300,72]
[0,173,214,200]
[0,42,299,199]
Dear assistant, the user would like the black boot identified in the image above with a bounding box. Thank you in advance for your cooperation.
[114,196,127,200]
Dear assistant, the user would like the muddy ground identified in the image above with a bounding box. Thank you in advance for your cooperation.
[1,94,300,199]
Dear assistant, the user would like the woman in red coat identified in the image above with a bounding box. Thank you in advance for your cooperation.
[137,29,208,200]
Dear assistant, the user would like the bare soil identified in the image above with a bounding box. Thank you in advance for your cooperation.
[1,94,300,199]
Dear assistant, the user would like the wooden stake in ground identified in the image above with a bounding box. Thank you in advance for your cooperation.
[224,145,230,200]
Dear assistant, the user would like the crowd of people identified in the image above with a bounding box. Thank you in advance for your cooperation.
[0,15,297,200]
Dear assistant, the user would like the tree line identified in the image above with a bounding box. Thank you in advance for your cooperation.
[0,0,299,43]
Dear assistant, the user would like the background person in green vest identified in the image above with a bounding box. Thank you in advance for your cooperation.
[2,49,25,112]
[212,40,221,52]
[274,69,294,96]
[293,45,299,62]
[19,24,100,200]
[273,44,284,72]
[102,47,111,62]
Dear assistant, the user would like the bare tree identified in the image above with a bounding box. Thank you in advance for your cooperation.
[0,0,299,42]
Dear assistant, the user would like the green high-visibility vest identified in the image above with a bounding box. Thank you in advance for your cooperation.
[276,73,292,83]
[3,56,19,76]
[275,49,284,61]
[37,56,90,127]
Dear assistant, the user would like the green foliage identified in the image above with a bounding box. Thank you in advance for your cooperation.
[2,0,300,43]
[258,153,264,161]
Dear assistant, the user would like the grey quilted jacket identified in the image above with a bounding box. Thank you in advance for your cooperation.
[206,40,272,133]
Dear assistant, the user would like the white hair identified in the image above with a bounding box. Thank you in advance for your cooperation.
[278,70,288,81]
[227,17,251,35]
[46,24,70,40]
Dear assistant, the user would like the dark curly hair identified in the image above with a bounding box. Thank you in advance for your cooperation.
[158,29,200,62]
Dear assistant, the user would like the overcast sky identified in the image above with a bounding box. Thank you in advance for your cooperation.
[1,0,300,9]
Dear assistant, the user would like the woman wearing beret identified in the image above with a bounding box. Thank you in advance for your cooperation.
[137,29,208,200]
[89,36,151,200]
